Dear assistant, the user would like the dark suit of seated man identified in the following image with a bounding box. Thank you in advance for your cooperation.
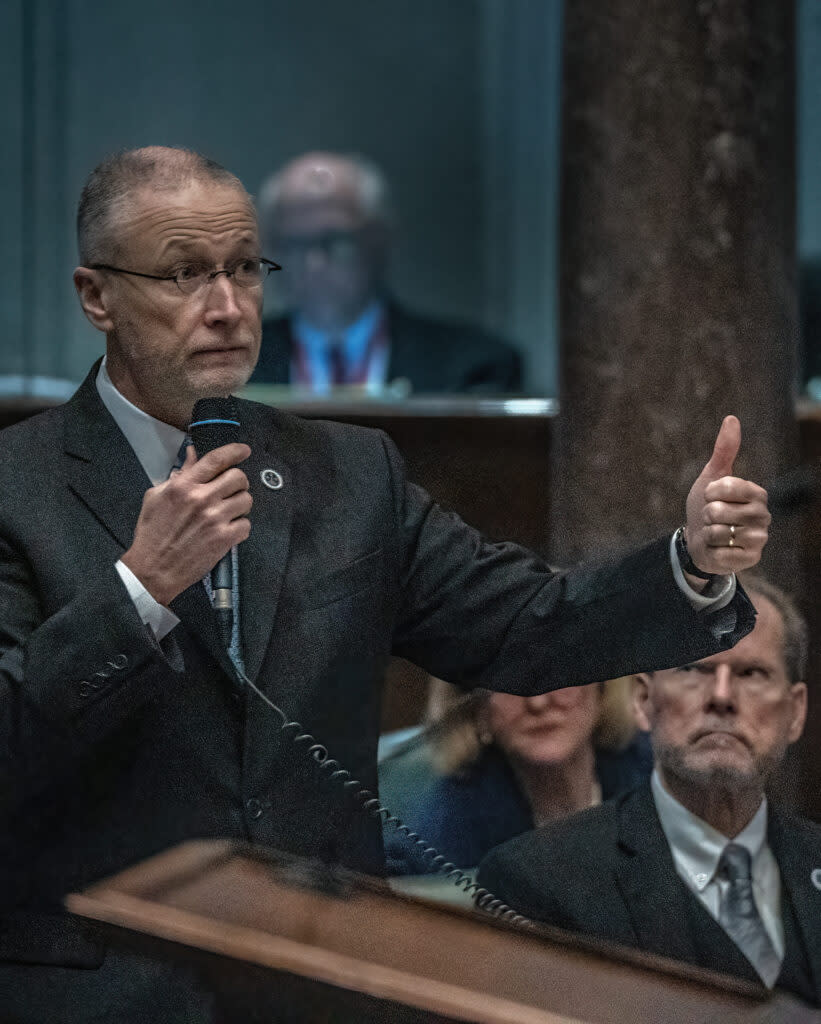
[479,577,821,1006]
[250,151,522,395]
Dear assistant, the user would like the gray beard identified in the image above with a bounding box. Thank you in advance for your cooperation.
[653,738,785,797]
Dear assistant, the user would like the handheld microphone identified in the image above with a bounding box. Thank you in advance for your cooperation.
[189,396,242,648]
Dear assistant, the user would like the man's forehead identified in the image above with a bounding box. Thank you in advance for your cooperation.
[274,193,366,234]
[116,181,259,243]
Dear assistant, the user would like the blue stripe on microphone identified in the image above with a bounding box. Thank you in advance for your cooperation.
[188,418,241,428]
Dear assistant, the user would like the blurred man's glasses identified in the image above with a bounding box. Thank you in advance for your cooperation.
[275,230,367,265]
[90,257,281,295]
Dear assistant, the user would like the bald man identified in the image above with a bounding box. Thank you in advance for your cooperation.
[251,151,523,394]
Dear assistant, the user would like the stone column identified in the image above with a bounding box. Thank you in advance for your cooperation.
[550,0,798,577]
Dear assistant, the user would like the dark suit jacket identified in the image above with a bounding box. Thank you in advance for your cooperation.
[251,300,523,394]
[0,364,753,1018]
[478,783,821,1006]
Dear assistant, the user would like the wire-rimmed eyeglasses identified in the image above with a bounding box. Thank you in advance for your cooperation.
[89,257,282,295]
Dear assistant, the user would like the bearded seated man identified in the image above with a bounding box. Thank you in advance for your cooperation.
[479,577,821,1007]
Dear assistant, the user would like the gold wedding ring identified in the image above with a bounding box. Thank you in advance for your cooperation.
[728,524,736,547]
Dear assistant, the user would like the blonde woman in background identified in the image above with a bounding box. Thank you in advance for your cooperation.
[387,677,651,874]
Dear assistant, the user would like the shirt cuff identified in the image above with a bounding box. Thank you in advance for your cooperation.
[115,560,180,641]
[669,533,736,612]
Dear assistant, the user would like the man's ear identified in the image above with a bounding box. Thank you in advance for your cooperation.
[787,681,808,744]
[73,267,114,332]
[632,673,653,732]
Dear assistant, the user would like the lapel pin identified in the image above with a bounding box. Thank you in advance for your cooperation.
[811,868,821,891]
[261,468,284,491]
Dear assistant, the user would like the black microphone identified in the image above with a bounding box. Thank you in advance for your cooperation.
[189,396,242,648]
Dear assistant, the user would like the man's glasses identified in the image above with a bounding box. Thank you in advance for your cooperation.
[275,231,367,265]
[90,257,282,295]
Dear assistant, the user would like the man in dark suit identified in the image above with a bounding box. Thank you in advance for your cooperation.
[479,578,821,1006]
[0,145,770,1022]
[250,151,522,394]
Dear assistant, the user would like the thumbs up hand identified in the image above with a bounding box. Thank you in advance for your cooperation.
[683,416,771,576]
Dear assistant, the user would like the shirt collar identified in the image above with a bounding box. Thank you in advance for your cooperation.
[651,769,768,892]
[96,357,186,485]
[293,300,384,360]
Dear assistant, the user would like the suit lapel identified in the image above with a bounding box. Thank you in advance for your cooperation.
[263,318,293,384]
[769,809,821,999]
[615,784,762,983]
[614,785,706,964]
[64,365,151,554]
[64,366,242,681]
[235,401,293,683]
[384,301,414,384]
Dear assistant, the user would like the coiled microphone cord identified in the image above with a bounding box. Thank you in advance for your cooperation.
[235,665,533,930]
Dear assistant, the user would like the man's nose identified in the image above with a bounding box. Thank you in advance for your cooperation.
[523,691,556,713]
[203,273,243,325]
[705,664,737,710]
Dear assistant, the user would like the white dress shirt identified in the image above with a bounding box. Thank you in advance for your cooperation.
[96,357,736,642]
[651,769,784,959]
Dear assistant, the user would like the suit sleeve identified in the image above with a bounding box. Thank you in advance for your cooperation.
[384,434,756,693]
[0,533,183,819]
[477,837,561,926]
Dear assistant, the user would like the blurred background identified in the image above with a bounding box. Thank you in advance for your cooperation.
[1,0,817,397]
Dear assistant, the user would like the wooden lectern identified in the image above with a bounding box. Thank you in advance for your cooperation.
[67,840,817,1023]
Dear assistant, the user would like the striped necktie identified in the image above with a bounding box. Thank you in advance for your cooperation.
[717,842,782,987]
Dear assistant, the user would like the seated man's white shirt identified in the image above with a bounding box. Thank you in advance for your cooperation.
[651,769,784,959]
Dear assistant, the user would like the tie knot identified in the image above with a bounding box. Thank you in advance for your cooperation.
[718,842,753,883]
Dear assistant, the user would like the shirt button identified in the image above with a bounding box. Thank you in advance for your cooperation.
[245,798,264,820]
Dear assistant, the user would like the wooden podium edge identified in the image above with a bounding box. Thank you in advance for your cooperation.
[66,840,777,1023]
[68,893,580,1023]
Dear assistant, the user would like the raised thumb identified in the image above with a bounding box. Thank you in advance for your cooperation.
[702,415,741,481]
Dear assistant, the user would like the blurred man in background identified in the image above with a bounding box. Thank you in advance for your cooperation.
[251,151,522,394]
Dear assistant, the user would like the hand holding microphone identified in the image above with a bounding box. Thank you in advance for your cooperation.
[121,398,251,611]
